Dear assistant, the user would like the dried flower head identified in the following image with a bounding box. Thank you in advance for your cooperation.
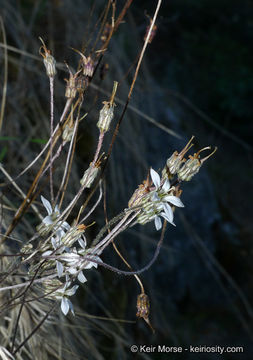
[97,101,115,133]
[136,293,154,333]
[128,179,150,208]
[39,37,56,78]
[64,63,81,99]
[162,136,195,179]
[178,146,217,181]
[97,81,118,133]
[80,162,101,188]
[72,48,95,77]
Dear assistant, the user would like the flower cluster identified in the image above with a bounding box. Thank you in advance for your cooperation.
[38,196,101,315]
[128,138,216,231]
[133,168,184,230]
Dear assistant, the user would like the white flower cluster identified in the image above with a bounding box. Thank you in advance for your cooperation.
[137,169,184,230]
[40,196,101,315]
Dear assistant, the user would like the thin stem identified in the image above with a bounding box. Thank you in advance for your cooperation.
[103,181,144,293]
[0,274,57,292]
[104,0,162,170]
[55,117,79,206]
[49,76,54,204]
[79,181,103,223]
[92,131,105,167]
[92,211,139,255]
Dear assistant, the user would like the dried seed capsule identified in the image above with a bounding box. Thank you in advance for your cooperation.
[97,81,118,133]
[178,146,217,181]
[72,48,95,78]
[97,101,114,133]
[80,163,100,188]
[128,180,149,208]
[62,124,74,142]
[162,136,194,180]
[83,56,94,77]
[76,75,88,93]
[39,37,57,78]
[136,293,155,333]
[64,63,81,99]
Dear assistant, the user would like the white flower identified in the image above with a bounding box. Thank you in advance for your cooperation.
[58,247,101,283]
[55,277,79,316]
[150,168,184,230]
[41,196,70,236]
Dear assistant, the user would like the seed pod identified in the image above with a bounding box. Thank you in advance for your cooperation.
[97,101,115,133]
[62,124,74,142]
[83,56,94,77]
[80,163,100,188]
[136,293,155,333]
[97,81,118,133]
[76,75,88,93]
[128,180,149,208]
[72,48,95,78]
[64,64,81,99]
[178,146,217,181]
[162,136,194,180]
[39,37,57,78]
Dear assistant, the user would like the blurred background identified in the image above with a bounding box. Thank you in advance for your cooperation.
[0,0,252,359]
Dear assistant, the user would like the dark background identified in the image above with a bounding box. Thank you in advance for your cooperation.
[0,0,253,359]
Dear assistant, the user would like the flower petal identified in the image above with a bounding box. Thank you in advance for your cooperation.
[68,267,78,274]
[151,191,159,202]
[83,255,101,269]
[150,168,161,189]
[41,196,52,215]
[68,299,75,316]
[78,237,87,249]
[162,179,171,192]
[42,250,53,257]
[61,221,71,231]
[56,229,65,240]
[51,237,58,250]
[56,261,64,278]
[42,215,53,225]
[54,205,60,214]
[154,216,162,230]
[66,284,79,296]
[164,195,184,208]
[83,261,96,269]
[78,271,87,283]
[163,203,174,223]
[161,211,176,226]
[61,297,69,315]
